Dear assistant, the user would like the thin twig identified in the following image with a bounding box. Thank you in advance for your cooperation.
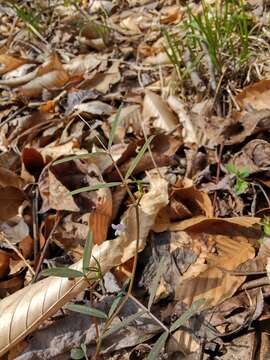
[32,213,61,283]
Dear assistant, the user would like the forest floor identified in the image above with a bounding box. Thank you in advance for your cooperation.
[1,0,270,359]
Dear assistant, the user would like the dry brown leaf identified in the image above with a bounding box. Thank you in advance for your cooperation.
[0,187,26,221]
[229,139,270,174]
[143,90,180,134]
[81,61,121,94]
[154,215,261,234]
[63,54,101,76]
[0,250,10,278]
[89,185,112,245]
[176,235,255,308]
[0,55,30,76]
[20,70,69,97]
[40,168,80,212]
[0,167,24,189]
[236,79,270,111]
[0,172,168,356]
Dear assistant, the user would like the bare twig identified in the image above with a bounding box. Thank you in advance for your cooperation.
[32,213,61,283]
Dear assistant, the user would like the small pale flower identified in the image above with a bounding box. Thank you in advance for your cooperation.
[112,222,126,236]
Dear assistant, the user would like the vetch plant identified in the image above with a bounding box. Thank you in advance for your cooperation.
[41,106,205,358]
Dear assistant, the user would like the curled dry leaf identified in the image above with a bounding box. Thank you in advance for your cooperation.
[236,79,270,111]
[0,172,168,356]
[0,55,30,76]
[229,139,270,174]
[143,90,180,134]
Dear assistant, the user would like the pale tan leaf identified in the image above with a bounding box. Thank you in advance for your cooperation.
[20,70,69,97]
[0,55,29,76]
[236,79,270,111]
[0,173,168,357]
[63,54,101,76]
[143,90,180,133]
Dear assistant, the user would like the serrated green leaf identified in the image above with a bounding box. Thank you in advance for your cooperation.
[238,166,250,179]
[148,257,166,310]
[108,105,123,149]
[147,331,169,360]
[235,179,249,195]
[125,135,154,180]
[53,152,107,165]
[170,298,205,332]
[226,163,236,174]
[70,347,85,360]
[41,267,84,278]
[108,293,124,318]
[69,182,121,196]
[104,310,147,337]
[83,231,93,273]
[65,304,108,319]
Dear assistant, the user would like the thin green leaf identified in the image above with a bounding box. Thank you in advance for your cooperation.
[108,105,123,148]
[53,152,107,165]
[148,257,166,310]
[125,135,154,180]
[108,293,124,318]
[147,332,169,360]
[41,267,84,278]
[65,304,108,319]
[69,182,121,196]
[226,163,236,174]
[238,166,250,179]
[104,310,147,337]
[235,179,249,195]
[83,231,93,273]
[170,298,205,332]
[70,347,85,360]
[264,223,270,236]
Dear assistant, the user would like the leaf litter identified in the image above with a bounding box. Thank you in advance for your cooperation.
[1,0,270,359]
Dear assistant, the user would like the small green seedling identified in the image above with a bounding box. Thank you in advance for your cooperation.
[226,163,250,195]
[71,343,88,360]
[260,217,270,237]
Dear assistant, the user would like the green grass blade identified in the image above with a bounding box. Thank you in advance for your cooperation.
[65,304,108,319]
[53,152,107,165]
[41,268,84,278]
[104,310,147,337]
[125,135,154,180]
[83,231,93,273]
[170,298,205,332]
[147,332,169,360]
[108,105,123,149]
[108,293,124,318]
[148,257,166,310]
[69,182,121,196]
